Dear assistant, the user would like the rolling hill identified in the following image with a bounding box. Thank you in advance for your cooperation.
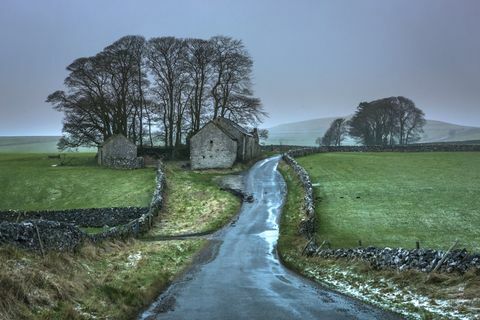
[0,136,94,153]
[265,117,480,146]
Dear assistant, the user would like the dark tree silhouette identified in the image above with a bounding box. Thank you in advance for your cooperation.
[349,97,425,146]
[48,34,266,151]
[317,118,348,146]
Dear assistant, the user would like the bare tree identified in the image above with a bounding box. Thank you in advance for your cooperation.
[184,38,214,135]
[47,36,149,149]
[393,96,425,144]
[47,56,113,149]
[319,118,348,146]
[102,35,147,142]
[209,36,265,126]
[147,37,189,148]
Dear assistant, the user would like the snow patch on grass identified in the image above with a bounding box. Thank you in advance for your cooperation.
[303,265,477,320]
[126,251,142,268]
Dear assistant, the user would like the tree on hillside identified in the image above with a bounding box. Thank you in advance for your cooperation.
[349,97,425,146]
[317,118,348,146]
[393,97,426,144]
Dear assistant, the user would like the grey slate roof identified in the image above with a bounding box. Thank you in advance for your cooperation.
[214,117,252,136]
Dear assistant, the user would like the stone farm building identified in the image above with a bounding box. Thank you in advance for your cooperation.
[190,117,261,170]
[97,134,144,169]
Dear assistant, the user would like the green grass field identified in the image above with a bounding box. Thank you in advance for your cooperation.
[0,153,156,210]
[296,152,480,251]
[278,161,480,319]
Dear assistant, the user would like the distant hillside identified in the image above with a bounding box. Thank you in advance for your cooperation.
[0,136,94,153]
[265,117,480,146]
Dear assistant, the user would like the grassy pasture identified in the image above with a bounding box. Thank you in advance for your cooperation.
[0,153,156,210]
[296,152,480,251]
[0,157,243,319]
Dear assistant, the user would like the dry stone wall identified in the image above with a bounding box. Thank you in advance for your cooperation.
[102,156,145,169]
[0,207,148,227]
[286,144,480,158]
[0,220,86,252]
[282,153,316,239]
[305,247,480,274]
[0,162,165,251]
[283,146,480,273]
[90,163,166,242]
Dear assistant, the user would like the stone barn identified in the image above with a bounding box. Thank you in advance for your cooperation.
[97,134,144,169]
[190,117,261,170]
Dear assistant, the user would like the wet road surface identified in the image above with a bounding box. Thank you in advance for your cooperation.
[140,156,401,320]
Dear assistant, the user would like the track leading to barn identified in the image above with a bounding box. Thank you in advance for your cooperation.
[139,156,401,320]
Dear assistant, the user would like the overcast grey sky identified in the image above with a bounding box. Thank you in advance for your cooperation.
[0,0,479,135]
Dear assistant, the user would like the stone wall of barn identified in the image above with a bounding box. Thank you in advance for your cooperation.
[190,123,238,169]
[99,135,144,169]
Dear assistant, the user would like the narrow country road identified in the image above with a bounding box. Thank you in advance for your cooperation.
[140,156,401,320]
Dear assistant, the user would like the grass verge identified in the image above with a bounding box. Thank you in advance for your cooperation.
[277,161,480,320]
[149,162,242,237]
[0,239,204,320]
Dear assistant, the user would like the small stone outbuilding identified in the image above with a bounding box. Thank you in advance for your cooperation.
[190,117,261,170]
[97,134,144,169]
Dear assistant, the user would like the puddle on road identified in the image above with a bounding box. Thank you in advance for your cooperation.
[257,198,283,263]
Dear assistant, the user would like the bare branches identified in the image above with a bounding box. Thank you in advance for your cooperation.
[48,35,265,151]
[318,118,348,146]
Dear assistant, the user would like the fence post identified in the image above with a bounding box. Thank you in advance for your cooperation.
[34,222,45,258]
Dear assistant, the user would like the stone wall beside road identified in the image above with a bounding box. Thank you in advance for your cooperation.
[282,145,480,273]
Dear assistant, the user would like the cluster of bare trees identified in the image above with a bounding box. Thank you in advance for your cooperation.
[318,97,426,146]
[47,35,265,151]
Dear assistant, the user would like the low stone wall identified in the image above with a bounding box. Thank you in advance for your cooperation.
[282,153,316,239]
[103,156,145,169]
[305,247,480,274]
[286,144,480,158]
[0,162,165,251]
[282,145,480,273]
[0,207,148,227]
[0,220,85,252]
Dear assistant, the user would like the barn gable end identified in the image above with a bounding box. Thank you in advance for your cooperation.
[98,134,144,169]
[190,118,261,170]
[190,122,238,170]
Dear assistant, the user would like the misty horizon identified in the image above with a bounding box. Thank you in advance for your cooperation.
[1,0,480,136]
